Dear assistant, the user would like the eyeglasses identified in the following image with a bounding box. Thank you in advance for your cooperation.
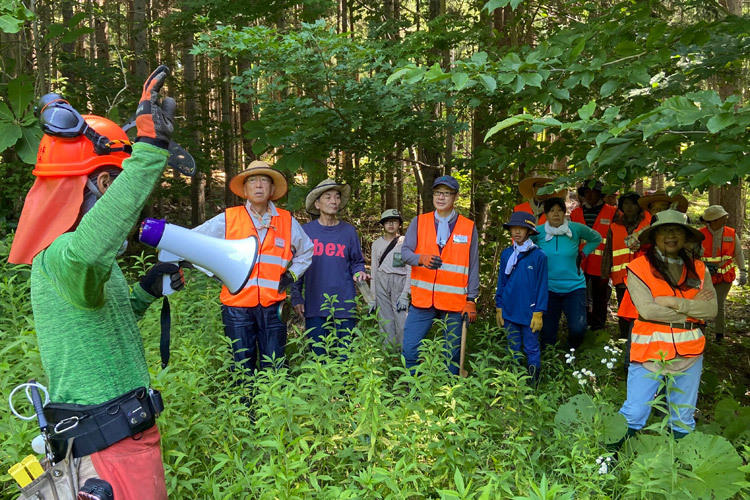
[246,176,272,185]
[655,226,685,236]
[433,190,456,198]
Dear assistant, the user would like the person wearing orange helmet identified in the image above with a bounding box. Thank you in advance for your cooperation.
[9,67,181,500]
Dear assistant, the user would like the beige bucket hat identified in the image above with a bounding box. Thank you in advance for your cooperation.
[701,205,729,222]
[305,179,351,215]
[638,209,704,244]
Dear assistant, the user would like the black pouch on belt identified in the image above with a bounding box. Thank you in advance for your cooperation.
[44,387,163,459]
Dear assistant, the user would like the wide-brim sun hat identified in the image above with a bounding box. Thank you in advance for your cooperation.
[380,208,402,224]
[229,160,288,201]
[638,209,704,244]
[617,192,642,212]
[519,176,552,200]
[637,189,688,213]
[305,179,351,215]
[503,210,539,235]
[701,205,729,222]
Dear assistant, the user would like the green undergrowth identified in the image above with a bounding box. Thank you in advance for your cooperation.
[1,241,749,499]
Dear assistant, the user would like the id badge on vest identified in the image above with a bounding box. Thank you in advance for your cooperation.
[275,237,285,248]
[453,234,468,244]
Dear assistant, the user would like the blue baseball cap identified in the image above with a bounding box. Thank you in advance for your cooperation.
[503,211,539,235]
[432,175,459,192]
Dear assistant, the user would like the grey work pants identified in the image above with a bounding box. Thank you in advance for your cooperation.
[713,281,732,335]
[375,273,408,346]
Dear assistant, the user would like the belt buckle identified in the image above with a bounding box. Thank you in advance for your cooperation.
[53,416,80,435]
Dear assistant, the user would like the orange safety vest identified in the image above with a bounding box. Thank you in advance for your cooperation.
[220,206,293,307]
[514,201,546,224]
[627,256,706,362]
[609,215,651,286]
[699,226,736,285]
[570,204,616,276]
[410,212,474,312]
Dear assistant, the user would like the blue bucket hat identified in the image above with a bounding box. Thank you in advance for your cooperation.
[503,211,539,235]
[432,175,459,192]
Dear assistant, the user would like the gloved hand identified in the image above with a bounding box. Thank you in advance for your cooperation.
[135,65,175,147]
[496,308,504,328]
[396,294,410,312]
[462,300,477,323]
[278,270,297,293]
[530,311,543,332]
[706,262,719,275]
[418,254,442,270]
[739,270,747,286]
[140,262,184,298]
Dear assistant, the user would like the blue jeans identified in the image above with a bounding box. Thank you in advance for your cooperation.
[306,316,356,357]
[619,356,703,432]
[402,306,462,375]
[221,303,287,370]
[505,320,541,370]
[540,288,588,350]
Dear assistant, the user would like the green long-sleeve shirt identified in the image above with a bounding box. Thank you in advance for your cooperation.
[30,142,169,405]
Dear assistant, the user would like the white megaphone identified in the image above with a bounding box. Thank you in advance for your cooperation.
[139,218,258,295]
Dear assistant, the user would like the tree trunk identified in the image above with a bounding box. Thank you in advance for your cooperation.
[94,0,109,62]
[220,57,239,208]
[132,0,148,79]
[183,33,205,225]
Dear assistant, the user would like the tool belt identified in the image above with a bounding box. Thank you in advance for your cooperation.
[638,317,703,330]
[44,387,163,460]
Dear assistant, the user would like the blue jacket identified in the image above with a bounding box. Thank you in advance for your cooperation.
[495,245,548,326]
[532,222,602,294]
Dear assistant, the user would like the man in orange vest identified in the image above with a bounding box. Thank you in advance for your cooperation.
[513,176,566,224]
[570,181,616,330]
[193,161,313,370]
[400,175,479,375]
[699,205,746,341]
[618,210,716,440]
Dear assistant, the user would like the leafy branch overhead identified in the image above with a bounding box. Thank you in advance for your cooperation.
[387,2,750,192]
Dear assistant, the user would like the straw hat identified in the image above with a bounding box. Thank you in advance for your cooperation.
[637,189,688,213]
[701,205,729,222]
[305,179,351,215]
[228,160,288,201]
[518,176,567,201]
[638,209,704,244]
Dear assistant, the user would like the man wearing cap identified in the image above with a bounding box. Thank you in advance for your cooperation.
[514,176,565,224]
[570,181,616,331]
[192,160,313,370]
[370,209,411,347]
[699,205,747,341]
[400,175,479,375]
[291,179,369,355]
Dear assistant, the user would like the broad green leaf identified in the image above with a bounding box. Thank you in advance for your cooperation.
[578,100,596,121]
[706,113,734,134]
[403,67,425,85]
[386,67,412,85]
[0,14,23,33]
[8,75,34,117]
[60,26,94,45]
[646,23,667,48]
[69,11,87,26]
[512,75,525,94]
[0,101,14,121]
[15,126,42,164]
[451,72,469,90]
[600,80,618,98]
[478,74,496,92]
[484,114,531,141]
[521,72,542,88]
[569,37,586,60]
[689,169,711,189]
[677,162,706,177]
[551,88,569,100]
[580,71,593,88]
[598,140,633,167]
[533,116,562,127]
[678,432,744,500]
[708,167,735,186]
[0,120,22,153]
[470,51,488,65]
[483,0,510,13]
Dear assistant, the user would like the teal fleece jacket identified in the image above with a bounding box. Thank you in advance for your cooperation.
[531,221,602,294]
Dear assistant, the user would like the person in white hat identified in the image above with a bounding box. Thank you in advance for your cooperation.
[192,160,313,370]
[618,210,717,442]
[370,208,411,347]
[699,204,746,341]
[291,179,369,356]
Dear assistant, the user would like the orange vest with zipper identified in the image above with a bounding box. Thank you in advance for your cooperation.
[699,226,736,285]
[410,212,473,312]
[609,216,651,286]
[220,205,293,307]
[570,204,616,276]
[627,256,706,362]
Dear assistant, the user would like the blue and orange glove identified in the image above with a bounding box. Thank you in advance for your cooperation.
[135,65,175,148]
[418,254,442,270]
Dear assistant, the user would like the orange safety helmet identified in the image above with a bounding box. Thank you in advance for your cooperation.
[9,114,131,265]
[33,115,131,177]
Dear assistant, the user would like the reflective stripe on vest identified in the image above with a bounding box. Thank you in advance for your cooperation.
[609,217,650,286]
[410,212,473,312]
[220,206,293,307]
[627,256,706,362]
[699,226,736,284]
[570,204,616,276]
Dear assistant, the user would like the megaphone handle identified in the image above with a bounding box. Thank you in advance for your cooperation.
[162,274,175,296]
